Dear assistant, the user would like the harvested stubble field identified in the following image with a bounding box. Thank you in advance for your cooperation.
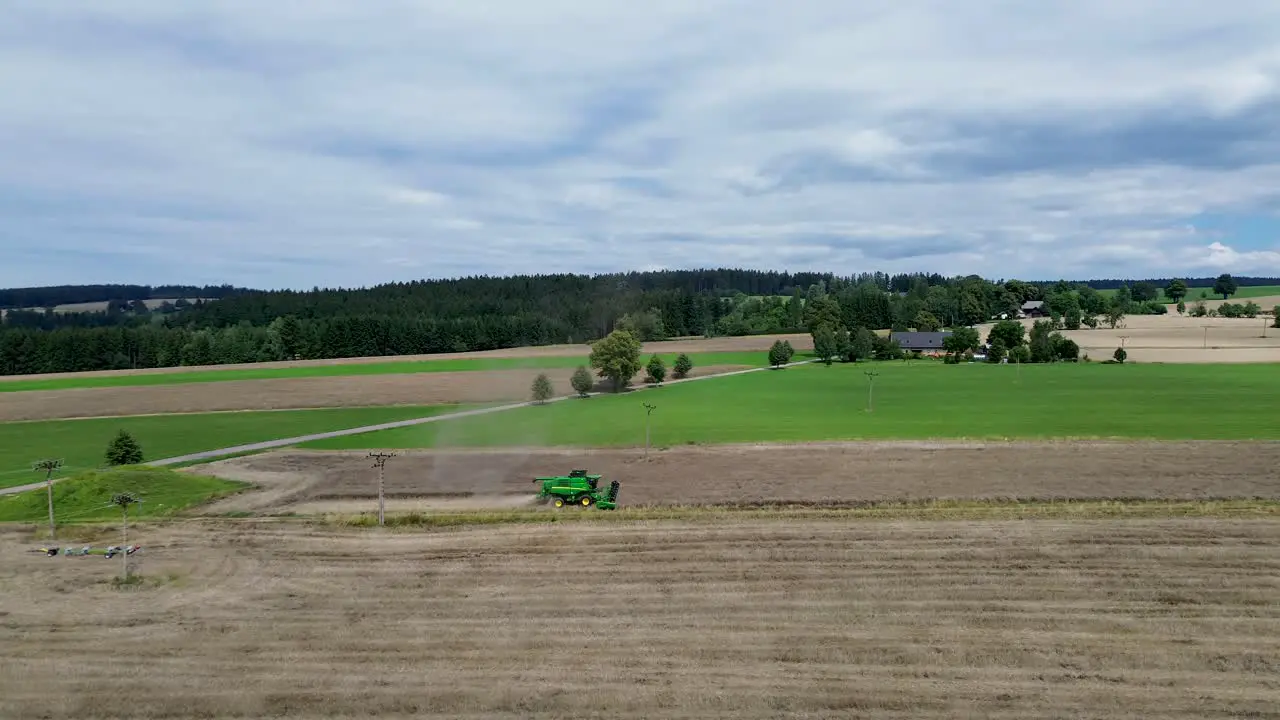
[188,441,1280,515]
[2,516,1279,718]
[0,364,745,422]
[977,311,1280,363]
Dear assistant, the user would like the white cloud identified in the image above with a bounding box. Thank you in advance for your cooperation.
[1,0,1279,288]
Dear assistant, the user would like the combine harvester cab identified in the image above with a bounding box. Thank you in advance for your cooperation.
[532,469,620,509]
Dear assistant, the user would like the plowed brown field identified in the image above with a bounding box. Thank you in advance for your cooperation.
[189,440,1280,515]
[3,517,1278,718]
[0,364,746,421]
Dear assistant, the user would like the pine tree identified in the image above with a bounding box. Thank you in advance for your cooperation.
[672,353,693,379]
[105,430,144,466]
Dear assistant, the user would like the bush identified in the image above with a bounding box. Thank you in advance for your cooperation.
[1052,335,1079,362]
[1008,344,1031,364]
[570,366,593,397]
[1273,307,1280,329]
[672,353,693,379]
[768,339,795,367]
[871,334,904,361]
[530,373,553,403]
[105,430,143,466]
[644,354,666,384]
[1113,347,1127,364]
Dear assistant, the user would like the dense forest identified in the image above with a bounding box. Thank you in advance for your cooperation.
[0,284,248,309]
[1,270,1276,376]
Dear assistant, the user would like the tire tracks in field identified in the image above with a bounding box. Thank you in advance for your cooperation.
[0,360,814,496]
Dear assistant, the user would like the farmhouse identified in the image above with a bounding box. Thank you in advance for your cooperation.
[1020,300,1048,317]
[890,331,952,352]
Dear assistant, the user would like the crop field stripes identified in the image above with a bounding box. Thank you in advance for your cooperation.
[144,359,815,467]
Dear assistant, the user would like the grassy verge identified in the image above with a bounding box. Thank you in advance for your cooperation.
[302,361,1280,450]
[0,351,766,392]
[0,466,247,523]
[0,405,463,487]
[322,498,1280,529]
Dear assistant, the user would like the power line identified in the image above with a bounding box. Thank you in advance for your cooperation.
[368,452,396,526]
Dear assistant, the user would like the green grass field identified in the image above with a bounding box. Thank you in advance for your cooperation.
[302,361,1280,450]
[0,467,247,524]
[0,405,459,488]
[1097,284,1280,301]
[0,351,765,393]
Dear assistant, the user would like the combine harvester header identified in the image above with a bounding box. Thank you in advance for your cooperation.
[532,469,620,509]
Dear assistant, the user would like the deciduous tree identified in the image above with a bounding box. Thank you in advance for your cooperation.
[570,365,593,397]
[1213,273,1237,300]
[986,337,1008,364]
[768,339,795,367]
[589,329,642,392]
[1029,320,1055,363]
[850,327,875,362]
[913,311,941,332]
[1165,279,1188,303]
[812,326,838,364]
[942,326,979,358]
[644,354,666,384]
[531,373,553,403]
[986,320,1025,350]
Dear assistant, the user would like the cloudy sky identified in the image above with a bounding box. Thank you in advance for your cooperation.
[3,1,1280,290]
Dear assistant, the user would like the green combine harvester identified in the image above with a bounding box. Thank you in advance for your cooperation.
[532,469,620,509]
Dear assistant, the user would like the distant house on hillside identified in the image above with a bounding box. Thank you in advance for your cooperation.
[1020,300,1048,318]
[890,331,952,353]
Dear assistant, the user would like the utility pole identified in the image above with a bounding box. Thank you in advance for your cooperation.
[32,459,62,540]
[642,403,657,460]
[368,452,395,526]
[1119,335,1129,348]
[111,493,139,580]
[863,371,880,412]
[1202,325,1212,349]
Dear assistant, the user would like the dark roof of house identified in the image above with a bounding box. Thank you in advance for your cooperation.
[889,331,953,349]
[1021,300,1045,310]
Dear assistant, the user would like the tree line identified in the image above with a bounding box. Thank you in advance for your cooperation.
[0,269,1268,376]
[0,284,247,309]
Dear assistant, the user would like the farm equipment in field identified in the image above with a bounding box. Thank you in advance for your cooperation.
[532,469,620,509]
[36,545,141,558]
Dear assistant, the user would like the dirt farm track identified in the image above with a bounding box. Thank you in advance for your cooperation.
[190,440,1280,515]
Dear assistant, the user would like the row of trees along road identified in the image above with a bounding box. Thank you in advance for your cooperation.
[529,331,697,400]
[1,270,1270,376]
